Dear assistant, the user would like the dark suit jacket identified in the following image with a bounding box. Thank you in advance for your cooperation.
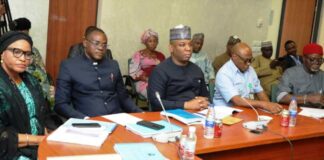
[279,54,303,71]
[67,43,113,59]
[55,54,141,119]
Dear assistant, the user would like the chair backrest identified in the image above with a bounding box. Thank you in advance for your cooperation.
[270,83,279,102]
[208,82,215,102]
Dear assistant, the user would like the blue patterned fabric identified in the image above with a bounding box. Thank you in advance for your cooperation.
[17,82,39,135]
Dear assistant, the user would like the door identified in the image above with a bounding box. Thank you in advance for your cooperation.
[277,0,317,57]
[46,0,98,84]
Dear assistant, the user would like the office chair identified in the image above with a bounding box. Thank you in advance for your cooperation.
[270,83,279,102]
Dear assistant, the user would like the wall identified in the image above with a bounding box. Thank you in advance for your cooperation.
[318,0,324,70]
[9,0,49,63]
[97,0,272,75]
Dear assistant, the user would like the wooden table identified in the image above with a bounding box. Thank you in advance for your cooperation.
[38,107,324,160]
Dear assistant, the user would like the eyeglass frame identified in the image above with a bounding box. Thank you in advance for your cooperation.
[234,53,255,64]
[86,39,109,49]
[6,47,34,60]
[305,56,324,64]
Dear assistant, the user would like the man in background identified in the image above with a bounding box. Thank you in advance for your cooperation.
[212,35,241,74]
[148,25,209,111]
[252,41,282,96]
[190,33,215,88]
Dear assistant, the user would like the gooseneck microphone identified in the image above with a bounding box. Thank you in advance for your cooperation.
[155,92,172,127]
[240,97,269,133]
[241,97,260,121]
[152,92,181,143]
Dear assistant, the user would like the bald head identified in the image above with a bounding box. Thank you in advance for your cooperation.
[232,42,252,57]
[232,42,253,72]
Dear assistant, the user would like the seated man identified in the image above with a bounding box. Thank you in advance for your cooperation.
[55,27,142,119]
[148,25,209,111]
[252,41,282,96]
[213,42,282,114]
[67,26,113,59]
[278,40,303,71]
[189,33,215,87]
[277,43,324,108]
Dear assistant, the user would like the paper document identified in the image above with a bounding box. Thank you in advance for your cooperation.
[196,106,242,119]
[114,142,167,160]
[47,154,122,160]
[47,118,116,147]
[299,107,324,118]
[103,113,142,126]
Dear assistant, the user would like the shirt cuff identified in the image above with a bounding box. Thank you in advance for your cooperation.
[277,92,288,102]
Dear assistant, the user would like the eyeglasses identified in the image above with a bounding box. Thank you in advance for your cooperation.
[6,47,34,60]
[86,39,108,49]
[235,53,255,64]
[307,57,324,64]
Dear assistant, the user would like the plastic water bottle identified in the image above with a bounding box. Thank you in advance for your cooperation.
[288,97,298,127]
[204,105,215,139]
[179,134,187,160]
[184,126,197,160]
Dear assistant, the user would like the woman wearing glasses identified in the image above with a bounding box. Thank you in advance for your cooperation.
[0,31,61,160]
[129,29,165,98]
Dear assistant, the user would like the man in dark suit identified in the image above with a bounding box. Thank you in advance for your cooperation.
[55,27,141,119]
[280,40,303,71]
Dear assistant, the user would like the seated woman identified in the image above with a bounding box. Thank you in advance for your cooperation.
[0,31,61,159]
[129,29,165,98]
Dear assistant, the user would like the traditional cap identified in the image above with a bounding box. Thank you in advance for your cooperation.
[170,24,191,41]
[303,43,323,56]
[9,17,31,31]
[261,41,272,48]
[0,31,33,54]
[227,35,241,46]
[192,33,204,41]
[141,29,158,44]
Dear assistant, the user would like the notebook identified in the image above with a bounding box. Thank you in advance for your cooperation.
[161,109,203,124]
[114,143,167,160]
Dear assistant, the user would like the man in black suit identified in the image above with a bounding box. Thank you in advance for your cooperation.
[280,40,303,71]
[55,27,141,119]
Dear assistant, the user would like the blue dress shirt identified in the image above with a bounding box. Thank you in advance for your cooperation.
[213,59,263,106]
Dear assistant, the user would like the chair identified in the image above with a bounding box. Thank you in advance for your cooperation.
[208,82,215,103]
[270,83,279,102]
[123,58,149,109]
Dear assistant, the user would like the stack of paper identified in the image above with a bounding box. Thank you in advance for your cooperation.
[114,143,166,160]
[126,120,182,138]
[102,113,142,126]
[299,107,324,118]
[47,118,116,147]
[160,109,203,125]
[196,106,242,119]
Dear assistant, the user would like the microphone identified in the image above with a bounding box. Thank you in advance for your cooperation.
[152,92,181,143]
[155,92,171,126]
[240,97,272,133]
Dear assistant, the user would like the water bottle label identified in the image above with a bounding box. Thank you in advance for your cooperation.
[289,110,297,117]
[205,120,215,127]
